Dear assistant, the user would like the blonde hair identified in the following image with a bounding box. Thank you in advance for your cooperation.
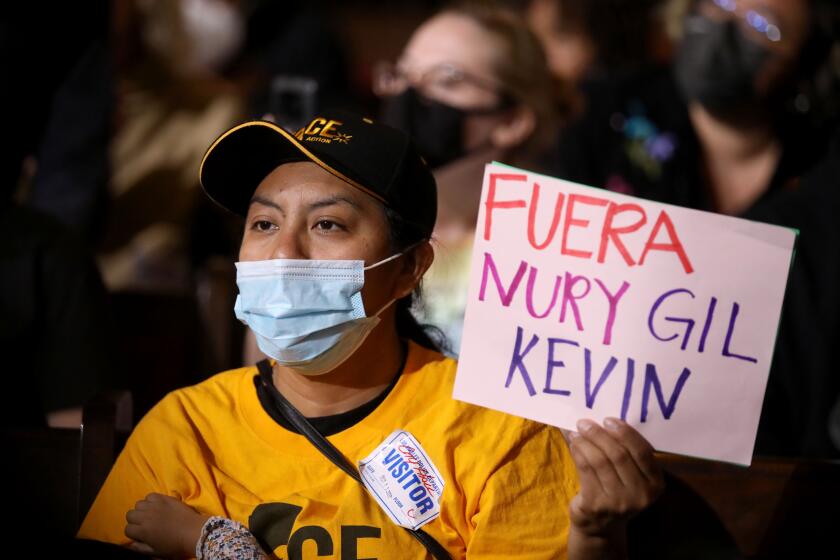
[445,1,559,164]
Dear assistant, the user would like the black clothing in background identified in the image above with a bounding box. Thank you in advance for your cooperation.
[1,1,112,245]
[243,2,355,118]
[29,40,113,245]
[543,65,700,206]
[745,133,840,458]
[0,204,113,427]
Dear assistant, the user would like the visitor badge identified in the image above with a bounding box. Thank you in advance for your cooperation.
[358,430,445,530]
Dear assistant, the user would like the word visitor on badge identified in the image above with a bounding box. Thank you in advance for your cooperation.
[358,430,445,531]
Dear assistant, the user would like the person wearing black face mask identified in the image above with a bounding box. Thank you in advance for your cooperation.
[673,0,827,216]
[379,86,514,170]
[373,3,559,178]
[373,5,557,353]
[674,11,772,119]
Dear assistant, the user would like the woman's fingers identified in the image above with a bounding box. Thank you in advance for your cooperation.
[128,493,163,514]
[125,494,169,545]
[568,418,665,536]
[577,419,649,492]
[570,422,627,499]
[567,433,613,532]
[602,418,664,491]
[567,431,605,505]
[125,509,144,525]
[128,540,157,556]
[578,418,663,513]
[125,520,145,542]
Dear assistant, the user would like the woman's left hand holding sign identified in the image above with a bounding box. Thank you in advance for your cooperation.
[566,418,665,559]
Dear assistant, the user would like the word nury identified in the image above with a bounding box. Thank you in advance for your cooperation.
[479,251,629,345]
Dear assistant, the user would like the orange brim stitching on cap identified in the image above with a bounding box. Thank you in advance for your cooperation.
[199,120,386,205]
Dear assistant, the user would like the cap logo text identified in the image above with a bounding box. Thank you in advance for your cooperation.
[294,118,352,145]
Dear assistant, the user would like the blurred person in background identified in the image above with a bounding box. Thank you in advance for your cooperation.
[101,0,248,293]
[105,0,357,297]
[1,1,116,429]
[673,0,837,214]
[373,2,558,353]
[546,0,839,212]
[524,0,672,116]
[544,0,840,457]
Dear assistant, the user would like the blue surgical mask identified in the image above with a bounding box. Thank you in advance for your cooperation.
[234,251,406,376]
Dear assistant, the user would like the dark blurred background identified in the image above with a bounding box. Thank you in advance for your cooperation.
[4,1,840,555]
[2,0,839,458]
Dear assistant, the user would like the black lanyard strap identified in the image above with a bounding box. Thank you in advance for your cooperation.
[256,360,452,560]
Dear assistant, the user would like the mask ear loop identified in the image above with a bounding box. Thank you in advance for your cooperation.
[362,239,429,316]
[371,297,398,317]
[363,240,427,271]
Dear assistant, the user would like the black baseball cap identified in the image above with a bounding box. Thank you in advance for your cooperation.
[199,110,437,237]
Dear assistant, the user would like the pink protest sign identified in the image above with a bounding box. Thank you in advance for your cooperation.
[453,163,796,465]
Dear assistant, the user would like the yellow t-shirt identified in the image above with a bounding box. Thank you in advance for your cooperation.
[79,342,579,559]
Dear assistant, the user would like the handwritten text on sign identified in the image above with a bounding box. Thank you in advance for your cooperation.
[452,164,796,465]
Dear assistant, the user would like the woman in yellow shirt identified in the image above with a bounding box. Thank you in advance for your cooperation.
[79,110,662,559]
